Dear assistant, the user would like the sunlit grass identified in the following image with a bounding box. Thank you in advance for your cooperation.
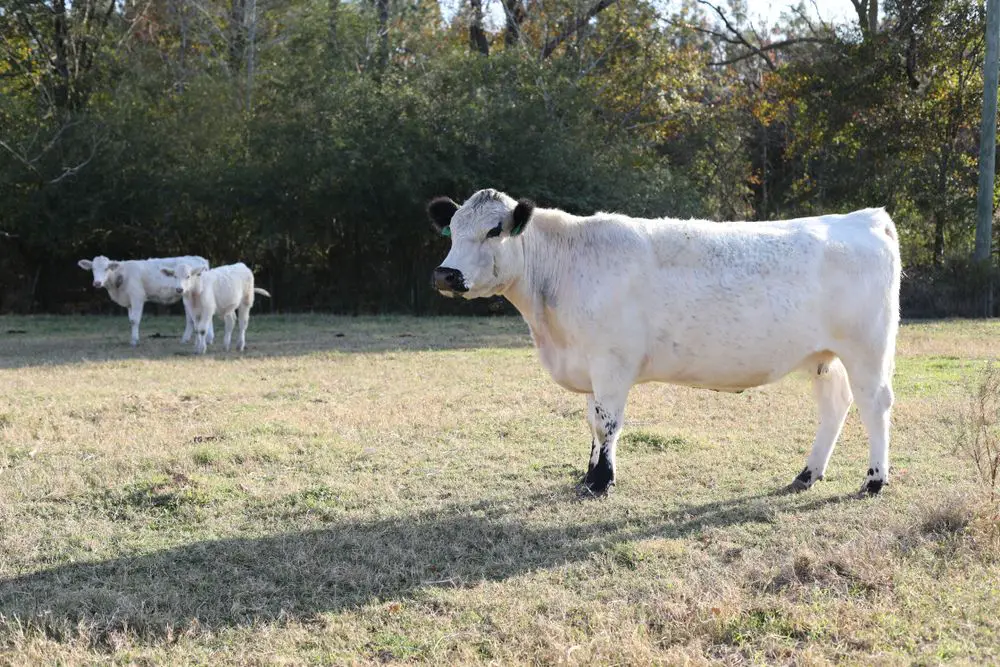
[0,314,998,664]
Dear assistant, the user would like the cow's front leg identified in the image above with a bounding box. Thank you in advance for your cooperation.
[181,301,194,344]
[194,316,212,354]
[127,299,145,347]
[582,389,628,496]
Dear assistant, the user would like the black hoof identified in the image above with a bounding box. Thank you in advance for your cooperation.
[787,466,815,493]
[785,479,809,494]
[859,478,886,497]
[578,480,615,498]
[579,468,615,497]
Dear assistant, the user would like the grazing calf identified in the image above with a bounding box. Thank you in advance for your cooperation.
[161,262,270,354]
[78,255,214,347]
[427,189,901,497]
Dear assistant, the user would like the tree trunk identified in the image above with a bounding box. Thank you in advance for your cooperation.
[376,0,389,68]
[541,0,620,59]
[246,0,257,112]
[469,0,489,56]
[850,0,878,40]
[328,0,341,58]
[502,0,526,47]
[933,213,945,268]
[52,0,71,109]
[229,0,246,74]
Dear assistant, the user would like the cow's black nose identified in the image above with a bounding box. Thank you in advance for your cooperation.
[176,287,184,294]
[432,267,467,292]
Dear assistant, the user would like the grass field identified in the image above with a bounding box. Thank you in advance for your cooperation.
[0,314,998,665]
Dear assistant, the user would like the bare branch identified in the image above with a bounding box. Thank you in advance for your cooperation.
[540,0,622,60]
[47,144,97,184]
[0,119,101,184]
[807,0,833,35]
[576,29,625,80]
[708,36,832,68]
[0,138,43,177]
[696,0,775,70]
[686,1,832,71]
[14,8,55,68]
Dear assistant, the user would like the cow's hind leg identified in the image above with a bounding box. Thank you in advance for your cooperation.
[222,312,236,351]
[791,358,853,491]
[849,366,894,496]
[581,385,629,497]
[839,349,894,496]
[236,302,250,352]
[584,395,600,479]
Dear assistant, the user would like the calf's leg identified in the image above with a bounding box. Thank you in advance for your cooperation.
[223,312,236,351]
[181,301,194,344]
[194,315,212,354]
[236,303,251,352]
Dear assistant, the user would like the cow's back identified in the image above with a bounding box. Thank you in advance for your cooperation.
[205,263,253,312]
[645,209,895,388]
[541,208,899,391]
[136,256,210,304]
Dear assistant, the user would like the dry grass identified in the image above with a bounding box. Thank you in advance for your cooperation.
[0,314,998,664]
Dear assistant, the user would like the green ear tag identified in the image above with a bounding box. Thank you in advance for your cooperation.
[440,227,451,238]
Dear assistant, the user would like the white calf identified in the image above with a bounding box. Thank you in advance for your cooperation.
[161,262,270,354]
[427,189,901,497]
[78,255,215,346]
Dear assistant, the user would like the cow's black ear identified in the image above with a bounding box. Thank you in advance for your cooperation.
[510,199,535,236]
[427,197,459,236]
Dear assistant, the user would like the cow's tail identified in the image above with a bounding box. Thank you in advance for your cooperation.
[870,207,901,381]
[254,288,272,298]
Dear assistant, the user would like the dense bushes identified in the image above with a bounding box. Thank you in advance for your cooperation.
[1,47,699,314]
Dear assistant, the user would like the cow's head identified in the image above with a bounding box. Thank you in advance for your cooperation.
[78,256,121,289]
[427,189,535,299]
[160,263,205,296]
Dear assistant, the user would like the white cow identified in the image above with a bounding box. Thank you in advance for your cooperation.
[78,255,215,347]
[161,262,271,354]
[427,189,901,497]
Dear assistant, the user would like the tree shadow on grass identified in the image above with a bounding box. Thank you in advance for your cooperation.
[0,314,533,369]
[0,486,854,646]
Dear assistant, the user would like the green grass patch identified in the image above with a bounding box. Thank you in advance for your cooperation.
[621,430,692,452]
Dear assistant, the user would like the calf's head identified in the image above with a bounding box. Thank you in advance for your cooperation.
[427,189,534,299]
[160,263,205,296]
[78,256,121,289]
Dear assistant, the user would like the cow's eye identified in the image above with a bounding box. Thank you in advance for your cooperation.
[485,223,503,239]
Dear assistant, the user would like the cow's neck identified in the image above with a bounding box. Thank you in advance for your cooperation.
[105,276,129,306]
[503,234,568,350]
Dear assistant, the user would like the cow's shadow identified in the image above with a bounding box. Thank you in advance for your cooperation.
[0,487,852,643]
